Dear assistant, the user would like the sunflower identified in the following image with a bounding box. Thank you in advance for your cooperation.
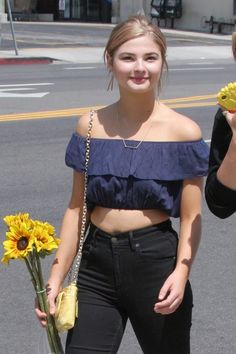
[32,221,60,255]
[34,220,55,236]
[1,223,34,263]
[3,213,33,230]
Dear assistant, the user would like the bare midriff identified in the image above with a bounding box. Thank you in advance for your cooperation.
[90,207,170,234]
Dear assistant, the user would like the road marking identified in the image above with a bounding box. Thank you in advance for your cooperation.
[0,92,49,98]
[0,94,217,121]
[0,83,54,87]
[0,83,54,98]
[64,66,96,70]
[0,88,35,91]
[0,100,217,122]
[161,94,216,103]
[0,106,102,122]
[187,62,214,65]
[169,67,224,71]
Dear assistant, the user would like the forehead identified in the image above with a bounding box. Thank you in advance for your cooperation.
[115,34,161,54]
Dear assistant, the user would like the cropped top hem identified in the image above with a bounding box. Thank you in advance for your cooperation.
[65,133,209,180]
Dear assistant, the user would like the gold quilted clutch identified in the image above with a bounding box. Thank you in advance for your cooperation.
[217,82,236,112]
[55,283,78,332]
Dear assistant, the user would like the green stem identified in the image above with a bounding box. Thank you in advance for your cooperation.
[24,256,37,290]
[41,291,64,354]
[34,248,64,354]
[23,248,63,354]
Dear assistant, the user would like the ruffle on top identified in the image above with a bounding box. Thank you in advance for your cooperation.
[65,133,209,217]
[65,133,209,180]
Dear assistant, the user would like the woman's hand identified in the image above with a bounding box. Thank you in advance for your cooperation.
[153,269,187,315]
[223,110,236,136]
[35,298,47,328]
[34,281,61,327]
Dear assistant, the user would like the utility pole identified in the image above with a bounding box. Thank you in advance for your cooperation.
[5,0,18,55]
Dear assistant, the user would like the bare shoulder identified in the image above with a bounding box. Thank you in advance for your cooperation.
[76,105,116,138]
[76,112,90,137]
[167,108,202,141]
[76,111,94,137]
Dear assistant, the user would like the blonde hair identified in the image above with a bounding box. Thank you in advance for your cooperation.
[232,32,236,60]
[104,15,168,91]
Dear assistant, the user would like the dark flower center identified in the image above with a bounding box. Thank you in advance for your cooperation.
[17,237,29,250]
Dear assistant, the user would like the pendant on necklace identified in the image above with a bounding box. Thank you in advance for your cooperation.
[122,139,143,149]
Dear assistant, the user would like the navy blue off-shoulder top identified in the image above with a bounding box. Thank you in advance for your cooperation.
[65,133,209,217]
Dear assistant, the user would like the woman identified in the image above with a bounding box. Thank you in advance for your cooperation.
[36,15,209,354]
[205,32,236,218]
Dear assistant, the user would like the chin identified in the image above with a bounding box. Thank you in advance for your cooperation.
[128,85,152,94]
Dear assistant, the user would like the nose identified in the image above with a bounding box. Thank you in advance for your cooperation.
[134,59,146,72]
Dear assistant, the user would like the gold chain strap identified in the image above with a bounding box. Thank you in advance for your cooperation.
[69,110,94,284]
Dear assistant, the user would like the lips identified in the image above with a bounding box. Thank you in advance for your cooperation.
[130,77,149,84]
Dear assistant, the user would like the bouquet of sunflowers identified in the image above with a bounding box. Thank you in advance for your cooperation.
[1,212,64,354]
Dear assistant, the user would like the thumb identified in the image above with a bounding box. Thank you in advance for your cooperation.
[158,281,170,301]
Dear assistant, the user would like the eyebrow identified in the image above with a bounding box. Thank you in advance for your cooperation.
[119,52,160,56]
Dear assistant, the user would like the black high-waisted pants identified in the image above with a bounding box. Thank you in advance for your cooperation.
[66,220,193,354]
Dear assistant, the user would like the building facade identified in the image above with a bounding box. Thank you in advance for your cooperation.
[0,0,236,33]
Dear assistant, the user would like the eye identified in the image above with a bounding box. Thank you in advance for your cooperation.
[146,55,158,62]
[120,55,134,62]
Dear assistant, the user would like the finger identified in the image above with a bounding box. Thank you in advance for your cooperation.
[158,282,171,301]
[154,299,172,312]
[222,110,228,117]
[155,300,180,315]
[35,307,47,327]
[154,291,177,310]
[155,307,176,315]
[154,293,182,314]
[34,298,47,316]
[169,297,181,311]
[47,297,56,316]
[35,307,47,317]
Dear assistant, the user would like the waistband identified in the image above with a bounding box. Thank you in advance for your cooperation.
[89,219,172,240]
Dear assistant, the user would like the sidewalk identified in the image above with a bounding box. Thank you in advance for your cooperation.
[0,22,233,65]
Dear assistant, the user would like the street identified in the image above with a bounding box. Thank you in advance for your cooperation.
[0,59,235,117]
[0,24,236,354]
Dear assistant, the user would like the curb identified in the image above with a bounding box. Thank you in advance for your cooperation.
[0,57,54,65]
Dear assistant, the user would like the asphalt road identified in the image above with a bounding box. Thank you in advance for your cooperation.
[0,58,235,116]
[0,26,236,354]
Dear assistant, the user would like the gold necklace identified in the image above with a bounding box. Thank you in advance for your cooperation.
[116,106,153,149]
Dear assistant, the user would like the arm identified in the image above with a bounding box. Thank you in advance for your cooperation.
[205,109,236,218]
[47,171,86,290]
[35,171,86,326]
[35,112,93,325]
[154,177,203,315]
[44,172,88,323]
[216,111,236,187]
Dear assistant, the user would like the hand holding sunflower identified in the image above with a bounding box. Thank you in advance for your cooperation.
[1,213,64,354]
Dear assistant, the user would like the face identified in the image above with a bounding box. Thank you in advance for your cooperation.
[108,34,163,94]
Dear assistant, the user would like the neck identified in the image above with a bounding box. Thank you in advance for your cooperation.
[117,93,158,124]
